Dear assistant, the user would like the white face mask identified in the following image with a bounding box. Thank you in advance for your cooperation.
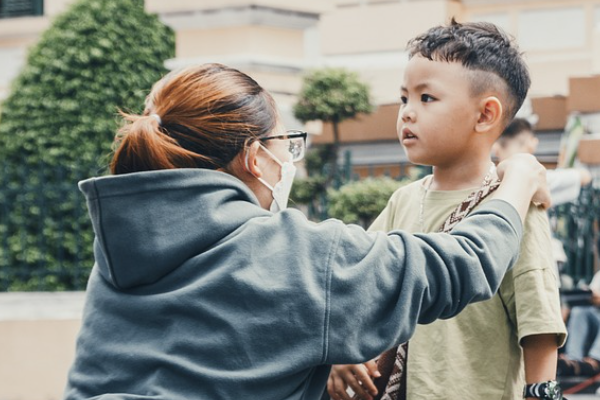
[246,144,297,212]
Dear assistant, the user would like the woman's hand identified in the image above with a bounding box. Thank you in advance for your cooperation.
[495,153,551,222]
[327,361,380,400]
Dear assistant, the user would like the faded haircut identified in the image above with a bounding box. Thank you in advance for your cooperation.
[407,18,531,125]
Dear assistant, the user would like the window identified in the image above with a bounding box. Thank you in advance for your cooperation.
[518,7,585,51]
[0,0,43,19]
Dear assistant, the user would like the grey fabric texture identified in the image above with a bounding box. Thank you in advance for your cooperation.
[65,168,523,400]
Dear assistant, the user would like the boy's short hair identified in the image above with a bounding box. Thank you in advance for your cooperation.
[407,18,530,125]
[500,118,533,141]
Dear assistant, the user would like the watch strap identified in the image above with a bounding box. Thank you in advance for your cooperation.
[523,380,564,399]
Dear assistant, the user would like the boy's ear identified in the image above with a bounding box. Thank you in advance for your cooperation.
[475,96,503,134]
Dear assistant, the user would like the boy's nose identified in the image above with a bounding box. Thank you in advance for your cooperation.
[400,104,416,122]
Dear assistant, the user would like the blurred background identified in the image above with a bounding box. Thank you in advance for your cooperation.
[1,0,600,398]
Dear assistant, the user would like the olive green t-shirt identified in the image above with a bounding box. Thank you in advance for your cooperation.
[370,178,567,400]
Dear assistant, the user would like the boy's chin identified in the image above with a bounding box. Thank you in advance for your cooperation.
[405,155,433,167]
[403,148,430,166]
[410,161,433,167]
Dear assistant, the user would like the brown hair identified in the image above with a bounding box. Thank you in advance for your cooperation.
[500,117,533,140]
[110,63,278,174]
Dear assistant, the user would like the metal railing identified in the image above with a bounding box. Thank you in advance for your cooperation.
[549,185,600,286]
[0,0,43,19]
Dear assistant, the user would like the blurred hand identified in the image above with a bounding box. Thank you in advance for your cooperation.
[579,168,592,187]
[591,290,600,307]
[327,360,380,400]
[496,153,551,210]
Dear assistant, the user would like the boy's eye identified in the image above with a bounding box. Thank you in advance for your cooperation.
[421,94,435,103]
[400,96,408,104]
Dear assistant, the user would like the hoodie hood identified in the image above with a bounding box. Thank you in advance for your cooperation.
[79,169,267,289]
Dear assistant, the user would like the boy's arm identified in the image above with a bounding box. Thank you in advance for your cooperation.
[522,334,559,400]
[506,207,566,397]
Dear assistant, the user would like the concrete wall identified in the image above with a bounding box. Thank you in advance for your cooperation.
[0,292,85,400]
[176,26,306,60]
[464,0,600,96]
[320,0,451,56]
[145,0,333,14]
[0,0,76,100]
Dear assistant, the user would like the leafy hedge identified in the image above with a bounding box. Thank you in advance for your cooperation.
[0,0,174,291]
[327,177,408,227]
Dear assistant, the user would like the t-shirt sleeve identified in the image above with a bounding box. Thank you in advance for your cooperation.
[500,206,567,346]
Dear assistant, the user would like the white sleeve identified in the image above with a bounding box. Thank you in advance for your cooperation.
[547,169,582,206]
[590,271,600,292]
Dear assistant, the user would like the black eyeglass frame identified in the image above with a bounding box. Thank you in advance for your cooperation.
[258,130,308,143]
[258,130,308,162]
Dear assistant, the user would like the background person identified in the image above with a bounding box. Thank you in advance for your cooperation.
[493,117,591,206]
[558,271,600,377]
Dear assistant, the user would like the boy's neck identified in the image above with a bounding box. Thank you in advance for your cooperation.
[429,156,494,191]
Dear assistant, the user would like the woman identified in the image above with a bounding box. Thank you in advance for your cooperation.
[65,63,548,400]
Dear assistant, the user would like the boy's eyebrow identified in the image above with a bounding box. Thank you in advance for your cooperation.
[400,82,431,92]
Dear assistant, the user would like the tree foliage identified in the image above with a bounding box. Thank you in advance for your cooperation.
[0,0,174,291]
[294,68,372,181]
[292,68,373,217]
[293,68,373,124]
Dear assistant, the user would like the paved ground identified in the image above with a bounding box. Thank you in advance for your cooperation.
[570,395,600,399]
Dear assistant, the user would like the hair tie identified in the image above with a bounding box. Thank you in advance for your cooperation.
[150,113,162,126]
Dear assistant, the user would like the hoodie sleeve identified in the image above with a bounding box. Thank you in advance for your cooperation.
[323,199,523,364]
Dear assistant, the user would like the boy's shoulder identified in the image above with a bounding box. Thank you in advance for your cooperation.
[523,203,551,233]
[369,178,426,232]
[509,204,554,276]
[388,177,426,204]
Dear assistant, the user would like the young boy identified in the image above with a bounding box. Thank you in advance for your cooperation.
[327,20,566,400]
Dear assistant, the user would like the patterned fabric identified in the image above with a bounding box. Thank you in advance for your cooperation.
[438,172,500,233]
[373,343,408,400]
[373,173,500,400]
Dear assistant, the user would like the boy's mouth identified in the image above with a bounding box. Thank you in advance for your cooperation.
[401,127,417,142]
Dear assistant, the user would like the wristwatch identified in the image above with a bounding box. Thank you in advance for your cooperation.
[523,380,565,399]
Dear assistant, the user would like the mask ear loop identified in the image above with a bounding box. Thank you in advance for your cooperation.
[258,143,286,167]
[244,139,276,191]
[244,149,251,171]
[243,137,256,171]
[255,143,289,191]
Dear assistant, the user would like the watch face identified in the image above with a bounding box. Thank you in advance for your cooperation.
[545,381,562,399]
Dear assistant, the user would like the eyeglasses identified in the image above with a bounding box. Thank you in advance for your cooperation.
[259,130,308,162]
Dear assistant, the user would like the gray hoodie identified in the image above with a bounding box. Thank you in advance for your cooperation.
[65,168,522,400]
